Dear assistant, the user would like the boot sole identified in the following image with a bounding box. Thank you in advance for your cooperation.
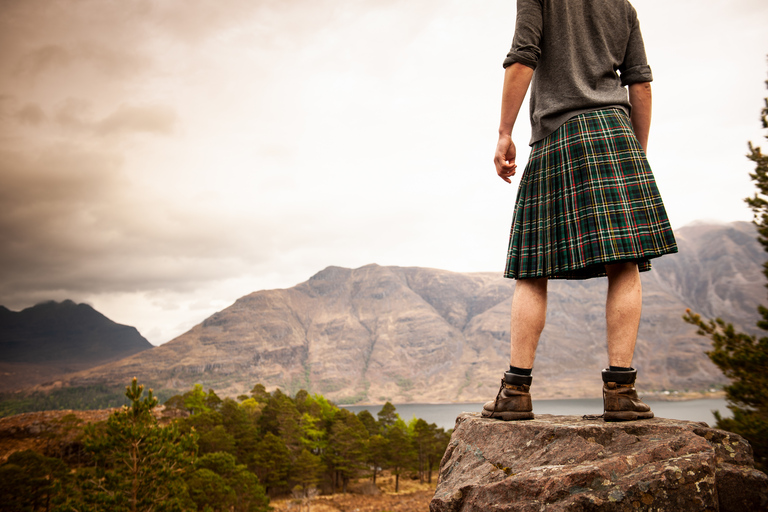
[603,410,654,422]
[481,410,534,421]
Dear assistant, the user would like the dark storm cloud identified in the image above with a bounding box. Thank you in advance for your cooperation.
[0,142,274,301]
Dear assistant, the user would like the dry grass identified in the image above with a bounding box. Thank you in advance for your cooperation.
[271,473,437,512]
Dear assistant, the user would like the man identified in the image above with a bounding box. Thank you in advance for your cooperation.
[484,0,678,422]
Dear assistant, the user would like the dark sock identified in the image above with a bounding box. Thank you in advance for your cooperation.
[509,365,532,376]
[609,365,633,372]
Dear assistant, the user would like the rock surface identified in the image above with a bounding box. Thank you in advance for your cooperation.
[431,413,768,512]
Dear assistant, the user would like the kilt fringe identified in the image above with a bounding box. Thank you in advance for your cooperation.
[504,108,678,280]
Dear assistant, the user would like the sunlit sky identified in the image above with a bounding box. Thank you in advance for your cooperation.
[1,0,767,345]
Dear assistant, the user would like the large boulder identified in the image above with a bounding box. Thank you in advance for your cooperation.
[431,413,767,511]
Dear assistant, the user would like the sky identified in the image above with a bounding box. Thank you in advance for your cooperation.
[1,0,767,346]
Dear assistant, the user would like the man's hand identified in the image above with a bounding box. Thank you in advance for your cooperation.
[495,134,517,183]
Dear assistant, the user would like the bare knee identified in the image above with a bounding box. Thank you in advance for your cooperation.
[515,277,548,296]
[605,261,639,282]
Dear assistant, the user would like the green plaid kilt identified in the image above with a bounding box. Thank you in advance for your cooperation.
[504,108,677,280]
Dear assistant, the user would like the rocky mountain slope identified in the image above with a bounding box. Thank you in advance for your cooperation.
[0,300,152,390]
[37,221,765,403]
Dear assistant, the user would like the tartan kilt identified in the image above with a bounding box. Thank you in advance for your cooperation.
[504,107,678,280]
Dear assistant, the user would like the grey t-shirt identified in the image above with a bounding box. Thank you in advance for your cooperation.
[503,0,653,144]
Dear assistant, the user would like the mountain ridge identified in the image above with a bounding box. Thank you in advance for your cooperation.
[0,300,153,391]
[4,221,765,404]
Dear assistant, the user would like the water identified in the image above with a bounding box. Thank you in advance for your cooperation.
[342,398,731,431]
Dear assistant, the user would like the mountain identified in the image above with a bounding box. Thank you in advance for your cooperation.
[0,300,153,390]
[39,221,766,403]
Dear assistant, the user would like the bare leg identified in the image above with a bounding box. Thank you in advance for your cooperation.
[605,262,642,367]
[509,277,548,369]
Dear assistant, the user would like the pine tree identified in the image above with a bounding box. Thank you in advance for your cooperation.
[219,398,259,465]
[376,402,398,430]
[356,409,379,437]
[684,76,768,471]
[367,434,388,485]
[76,378,197,512]
[410,418,433,484]
[327,409,368,493]
[251,431,291,495]
[426,427,451,484]
[384,418,417,493]
[292,448,324,498]
[0,450,71,512]
[192,452,270,512]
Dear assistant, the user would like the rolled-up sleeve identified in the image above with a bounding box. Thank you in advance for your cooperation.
[502,0,543,69]
[619,7,653,85]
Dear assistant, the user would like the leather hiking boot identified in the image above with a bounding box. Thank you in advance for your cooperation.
[482,371,534,421]
[602,368,653,422]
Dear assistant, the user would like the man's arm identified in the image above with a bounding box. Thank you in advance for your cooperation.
[628,82,652,152]
[495,63,534,183]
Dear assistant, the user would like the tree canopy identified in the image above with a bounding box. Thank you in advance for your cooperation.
[684,73,768,471]
[1,378,452,510]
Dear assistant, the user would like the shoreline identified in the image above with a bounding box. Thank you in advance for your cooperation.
[339,391,727,408]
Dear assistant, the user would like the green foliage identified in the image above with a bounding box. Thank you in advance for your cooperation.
[187,468,236,511]
[2,380,452,508]
[249,384,270,404]
[298,412,327,453]
[357,409,379,437]
[293,449,324,489]
[0,384,174,418]
[367,434,388,484]
[198,425,237,455]
[219,398,260,464]
[0,450,71,512]
[383,418,417,493]
[258,390,302,453]
[183,384,215,415]
[683,76,768,472]
[190,453,269,512]
[376,401,398,430]
[76,377,198,512]
[684,309,768,471]
[251,431,291,494]
[327,409,369,493]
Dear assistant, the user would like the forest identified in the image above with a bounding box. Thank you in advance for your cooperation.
[0,378,452,512]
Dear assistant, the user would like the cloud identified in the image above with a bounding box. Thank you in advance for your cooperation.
[97,104,177,136]
[14,103,46,126]
[49,100,176,136]
[14,44,72,78]
[54,98,91,130]
[0,143,274,305]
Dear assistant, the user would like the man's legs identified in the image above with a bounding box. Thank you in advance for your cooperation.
[605,262,642,367]
[602,261,653,421]
[509,277,548,369]
[482,277,547,420]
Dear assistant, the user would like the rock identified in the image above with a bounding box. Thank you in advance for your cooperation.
[430,413,768,512]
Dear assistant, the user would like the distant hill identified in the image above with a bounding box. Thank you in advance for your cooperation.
[0,300,152,390]
[38,222,766,403]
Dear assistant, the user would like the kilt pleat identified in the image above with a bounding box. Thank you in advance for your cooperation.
[504,108,678,280]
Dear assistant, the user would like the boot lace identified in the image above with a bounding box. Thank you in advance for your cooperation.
[491,378,506,415]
